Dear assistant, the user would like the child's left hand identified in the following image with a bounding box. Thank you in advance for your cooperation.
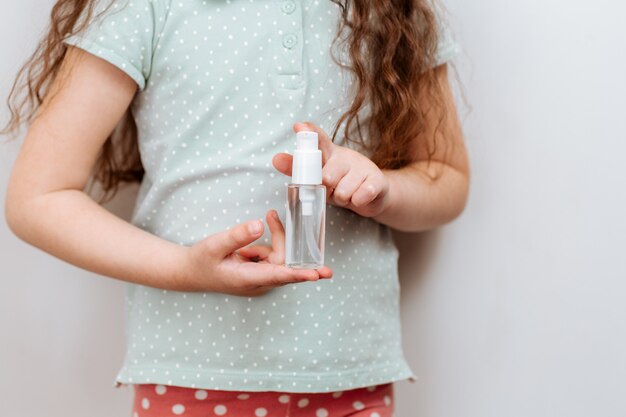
[272,121,391,219]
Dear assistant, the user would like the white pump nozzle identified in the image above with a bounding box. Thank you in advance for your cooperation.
[291,130,322,217]
[292,131,322,185]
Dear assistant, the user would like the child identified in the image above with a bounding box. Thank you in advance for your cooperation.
[3,0,470,416]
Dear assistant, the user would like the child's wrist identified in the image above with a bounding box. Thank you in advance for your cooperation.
[164,243,195,292]
[371,169,397,222]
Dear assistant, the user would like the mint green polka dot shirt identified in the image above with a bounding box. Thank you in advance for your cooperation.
[64,0,459,393]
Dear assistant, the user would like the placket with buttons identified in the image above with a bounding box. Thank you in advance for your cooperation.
[272,0,305,90]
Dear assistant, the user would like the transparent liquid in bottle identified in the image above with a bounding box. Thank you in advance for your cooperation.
[285,184,326,269]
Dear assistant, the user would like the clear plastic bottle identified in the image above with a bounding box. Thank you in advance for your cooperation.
[285,131,326,269]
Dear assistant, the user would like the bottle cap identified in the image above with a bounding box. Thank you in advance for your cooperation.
[291,131,322,185]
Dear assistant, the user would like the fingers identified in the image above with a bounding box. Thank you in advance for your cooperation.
[232,257,333,287]
[271,152,293,177]
[332,169,367,207]
[237,245,272,261]
[293,121,334,164]
[351,173,386,207]
[266,209,286,264]
[291,121,351,202]
[235,210,285,265]
[291,122,354,205]
[236,262,321,287]
[205,219,264,259]
[316,265,334,279]
[322,159,350,201]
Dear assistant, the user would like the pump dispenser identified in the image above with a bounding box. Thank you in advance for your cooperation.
[285,130,326,269]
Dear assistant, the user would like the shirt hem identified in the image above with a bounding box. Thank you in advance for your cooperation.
[112,362,418,393]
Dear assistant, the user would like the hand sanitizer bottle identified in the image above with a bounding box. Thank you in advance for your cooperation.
[285,130,326,269]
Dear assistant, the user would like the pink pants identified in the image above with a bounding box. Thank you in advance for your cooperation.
[132,382,394,417]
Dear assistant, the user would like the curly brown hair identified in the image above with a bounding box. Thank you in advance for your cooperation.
[2,0,452,204]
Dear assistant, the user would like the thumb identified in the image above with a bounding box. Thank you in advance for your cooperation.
[204,219,264,259]
[294,121,335,165]
[272,152,293,177]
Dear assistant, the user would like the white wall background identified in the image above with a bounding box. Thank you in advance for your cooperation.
[1,1,625,416]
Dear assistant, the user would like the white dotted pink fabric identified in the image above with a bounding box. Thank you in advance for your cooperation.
[132,383,395,417]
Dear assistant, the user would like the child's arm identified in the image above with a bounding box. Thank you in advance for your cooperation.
[373,63,470,232]
[272,64,469,233]
[5,47,331,295]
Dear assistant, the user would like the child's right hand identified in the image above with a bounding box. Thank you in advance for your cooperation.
[174,209,333,296]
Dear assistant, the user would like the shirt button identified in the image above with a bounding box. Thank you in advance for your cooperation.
[281,0,296,14]
[282,33,298,49]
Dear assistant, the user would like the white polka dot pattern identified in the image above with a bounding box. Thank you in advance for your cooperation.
[194,389,208,400]
[133,382,395,416]
[316,408,329,417]
[353,400,365,410]
[63,0,162,90]
[64,0,458,394]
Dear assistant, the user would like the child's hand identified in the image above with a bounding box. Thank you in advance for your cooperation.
[235,209,287,266]
[272,122,391,219]
[176,209,333,296]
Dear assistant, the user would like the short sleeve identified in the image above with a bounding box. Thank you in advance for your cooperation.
[63,0,158,90]
[432,12,461,67]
